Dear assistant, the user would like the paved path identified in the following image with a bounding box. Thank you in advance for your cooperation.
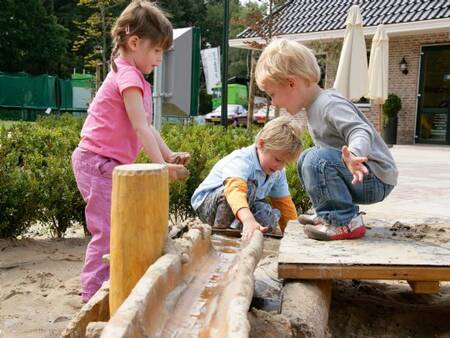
[362,145,450,223]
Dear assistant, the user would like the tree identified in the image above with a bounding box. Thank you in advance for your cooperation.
[201,0,259,80]
[51,0,93,76]
[234,0,286,126]
[0,0,69,75]
[73,0,126,77]
[157,0,207,29]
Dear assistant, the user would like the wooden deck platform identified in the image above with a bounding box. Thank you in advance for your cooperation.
[278,221,450,292]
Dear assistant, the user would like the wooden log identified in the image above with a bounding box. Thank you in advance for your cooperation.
[281,280,332,338]
[109,164,168,315]
[86,322,107,338]
[408,281,440,294]
[196,231,264,338]
[61,282,109,338]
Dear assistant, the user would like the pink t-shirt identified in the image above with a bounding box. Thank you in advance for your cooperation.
[79,57,152,164]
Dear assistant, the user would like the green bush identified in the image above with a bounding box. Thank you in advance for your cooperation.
[0,123,40,237]
[1,114,312,238]
[0,114,85,238]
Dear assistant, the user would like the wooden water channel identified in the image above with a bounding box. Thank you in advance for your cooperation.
[62,164,263,337]
[62,227,263,338]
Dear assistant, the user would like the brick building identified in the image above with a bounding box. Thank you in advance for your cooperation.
[230,0,450,145]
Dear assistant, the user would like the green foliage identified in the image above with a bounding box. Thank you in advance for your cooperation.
[0,0,69,75]
[159,0,207,29]
[286,131,314,213]
[383,94,402,118]
[1,114,312,237]
[33,116,86,237]
[73,0,126,73]
[0,123,40,237]
[0,114,85,238]
[140,123,258,223]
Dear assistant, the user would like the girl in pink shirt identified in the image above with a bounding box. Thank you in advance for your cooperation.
[71,0,189,302]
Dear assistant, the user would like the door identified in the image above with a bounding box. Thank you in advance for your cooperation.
[416,45,450,144]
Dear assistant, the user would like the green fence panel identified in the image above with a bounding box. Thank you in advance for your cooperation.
[0,72,58,109]
[58,78,73,110]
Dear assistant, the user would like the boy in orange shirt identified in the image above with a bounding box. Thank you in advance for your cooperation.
[191,115,302,240]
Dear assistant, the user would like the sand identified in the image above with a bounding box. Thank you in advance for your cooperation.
[0,225,87,338]
[1,218,450,337]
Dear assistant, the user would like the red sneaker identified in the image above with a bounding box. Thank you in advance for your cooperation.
[303,213,366,241]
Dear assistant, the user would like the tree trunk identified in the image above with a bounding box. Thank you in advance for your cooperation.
[247,51,256,129]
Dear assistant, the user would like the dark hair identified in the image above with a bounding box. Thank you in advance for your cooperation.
[110,0,173,72]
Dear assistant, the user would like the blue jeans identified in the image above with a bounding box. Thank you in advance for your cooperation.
[297,147,394,226]
[196,180,281,230]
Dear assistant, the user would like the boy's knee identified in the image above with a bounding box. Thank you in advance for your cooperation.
[297,147,316,178]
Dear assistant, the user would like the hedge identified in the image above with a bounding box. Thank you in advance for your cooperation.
[0,115,312,238]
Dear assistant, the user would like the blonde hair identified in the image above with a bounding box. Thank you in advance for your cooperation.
[110,0,173,72]
[255,38,320,89]
[256,114,303,158]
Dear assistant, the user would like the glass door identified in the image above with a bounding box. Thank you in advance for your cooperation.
[416,45,450,144]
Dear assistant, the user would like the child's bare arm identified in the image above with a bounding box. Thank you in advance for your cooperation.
[237,208,268,241]
[123,88,188,180]
[150,127,191,165]
[150,125,172,159]
[123,88,165,163]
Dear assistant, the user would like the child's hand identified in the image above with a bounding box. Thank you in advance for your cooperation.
[167,164,189,181]
[167,152,191,166]
[242,220,268,241]
[341,145,368,184]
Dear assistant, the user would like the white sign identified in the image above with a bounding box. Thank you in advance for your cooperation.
[201,47,221,94]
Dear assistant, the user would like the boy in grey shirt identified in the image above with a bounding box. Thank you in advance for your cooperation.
[254,38,398,241]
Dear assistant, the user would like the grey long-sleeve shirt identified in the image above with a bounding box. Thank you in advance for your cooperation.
[306,89,398,186]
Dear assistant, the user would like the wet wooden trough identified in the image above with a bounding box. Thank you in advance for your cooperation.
[62,163,264,338]
[61,225,263,338]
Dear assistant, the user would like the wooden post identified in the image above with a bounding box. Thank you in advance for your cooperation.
[408,281,440,294]
[109,163,169,315]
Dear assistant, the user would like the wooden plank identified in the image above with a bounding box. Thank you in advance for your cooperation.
[279,264,450,280]
[279,221,450,266]
[407,281,440,294]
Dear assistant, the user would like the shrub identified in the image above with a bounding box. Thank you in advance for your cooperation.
[0,123,41,237]
[0,115,85,238]
[1,114,312,237]
[383,94,402,118]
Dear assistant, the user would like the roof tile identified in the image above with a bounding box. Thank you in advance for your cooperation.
[238,0,450,39]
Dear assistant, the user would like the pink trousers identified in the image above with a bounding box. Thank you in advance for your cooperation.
[71,147,120,302]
